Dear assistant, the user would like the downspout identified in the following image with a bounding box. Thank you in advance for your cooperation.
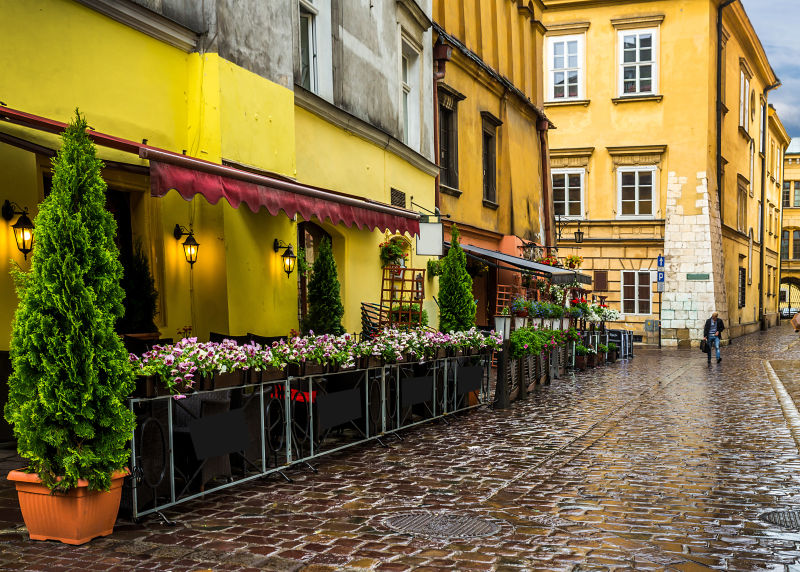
[537,119,553,250]
[760,82,781,328]
[432,41,453,211]
[716,0,737,217]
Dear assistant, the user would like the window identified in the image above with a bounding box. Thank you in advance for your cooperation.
[783,181,791,207]
[481,113,501,205]
[795,181,800,207]
[299,3,318,93]
[594,270,609,292]
[438,91,460,189]
[617,166,656,218]
[757,201,762,240]
[618,28,657,96]
[552,169,584,217]
[782,230,790,260]
[621,270,652,315]
[739,69,750,131]
[749,141,755,196]
[760,101,766,153]
[793,230,800,260]
[738,267,746,308]
[737,178,747,232]
[401,40,420,151]
[547,34,584,101]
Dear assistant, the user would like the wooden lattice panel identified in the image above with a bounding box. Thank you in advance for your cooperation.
[380,266,426,328]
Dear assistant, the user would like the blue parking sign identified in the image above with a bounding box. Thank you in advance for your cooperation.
[657,271,665,282]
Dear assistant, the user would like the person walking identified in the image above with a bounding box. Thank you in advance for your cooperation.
[703,312,724,364]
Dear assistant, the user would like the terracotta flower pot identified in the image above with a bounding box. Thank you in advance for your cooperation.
[574,355,587,371]
[607,350,618,363]
[8,469,127,545]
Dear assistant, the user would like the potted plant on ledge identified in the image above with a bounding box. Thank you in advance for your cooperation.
[4,112,135,545]
[607,342,618,363]
[574,344,589,371]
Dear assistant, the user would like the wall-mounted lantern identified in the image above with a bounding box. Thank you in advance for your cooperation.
[556,215,585,246]
[2,200,34,260]
[173,224,199,266]
[273,239,296,278]
[574,221,584,244]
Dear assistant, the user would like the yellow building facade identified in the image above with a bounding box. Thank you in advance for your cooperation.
[780,140,800,309]
[542,0,784,345]
[432,0,555,326]
[0,0,438,353]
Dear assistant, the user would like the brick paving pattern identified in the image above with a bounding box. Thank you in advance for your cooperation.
[2,326,800,570]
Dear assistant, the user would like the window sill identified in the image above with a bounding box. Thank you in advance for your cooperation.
[615,215,656,221]
[738,126,752,142]
[612,94,663,104]
[440,184,462,198]
[482,199,499,210]
[544,99,590,108]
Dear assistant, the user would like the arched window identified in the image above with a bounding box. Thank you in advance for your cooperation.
[782,230,790,260]
[297,222,332,324]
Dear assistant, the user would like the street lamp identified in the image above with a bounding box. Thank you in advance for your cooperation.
[173,224,199,266]
[273,239,297,278]
[556,215,585,245]
[2,200,34,260]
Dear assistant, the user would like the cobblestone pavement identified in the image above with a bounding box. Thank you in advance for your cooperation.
[3,326,800,570]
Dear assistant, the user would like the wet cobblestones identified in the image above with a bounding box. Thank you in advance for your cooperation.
[3,326,800,570]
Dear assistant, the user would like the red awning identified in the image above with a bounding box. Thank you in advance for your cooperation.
[0,106,421,236]
[143,149,420,236]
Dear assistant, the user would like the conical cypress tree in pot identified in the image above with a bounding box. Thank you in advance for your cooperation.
[5,112,135,544]
[438,225,476,332]
[303,237,345,336]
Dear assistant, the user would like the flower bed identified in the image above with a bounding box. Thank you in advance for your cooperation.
[130,328,502,395]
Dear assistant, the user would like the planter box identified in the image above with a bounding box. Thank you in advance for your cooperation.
[607,350,618,363]
[8,469,127,545]
[574,355,587,371]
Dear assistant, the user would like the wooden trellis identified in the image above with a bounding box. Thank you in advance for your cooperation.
[380,266,426,328]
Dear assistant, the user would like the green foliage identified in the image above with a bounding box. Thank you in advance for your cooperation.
[426,258,441,278]
[607,342,618,352]
[379,239,406,267]
[438,225,475,332]
[509,328,564,358]
[118,240,159,333]
[597,344,608,353]
[5,112,135,492]
[575,344,589,356]
[303,237,345,335]
[296,247,310,278]
[389,302,429,328]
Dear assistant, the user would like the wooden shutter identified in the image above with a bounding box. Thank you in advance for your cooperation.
[593,270,608,292]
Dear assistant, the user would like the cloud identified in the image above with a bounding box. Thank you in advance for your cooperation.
[741,0,800,138]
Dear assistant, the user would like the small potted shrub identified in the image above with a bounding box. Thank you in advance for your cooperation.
[607,342,618,363]
[5,113,135,544]
[586,345,598,367]
[574,344,589,371]
[511,298,528,330]
[597,343,608,366]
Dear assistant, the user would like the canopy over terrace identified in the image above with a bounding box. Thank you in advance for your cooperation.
[447,241,592,286]
[0,106,421,236]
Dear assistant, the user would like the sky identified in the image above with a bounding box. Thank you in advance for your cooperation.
[741,0,800,141]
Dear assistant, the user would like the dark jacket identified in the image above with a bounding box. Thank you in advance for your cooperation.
[703,317,725,338]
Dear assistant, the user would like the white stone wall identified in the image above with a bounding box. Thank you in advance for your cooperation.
[661,171,728,345]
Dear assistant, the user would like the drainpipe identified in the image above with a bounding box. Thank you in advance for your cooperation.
[716,0,737,217]
[759,82,782,329]
[432,41,453,210]
[537,119,553,250]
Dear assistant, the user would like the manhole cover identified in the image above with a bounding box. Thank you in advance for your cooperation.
[761,510,800,530]
[383,511,501,539]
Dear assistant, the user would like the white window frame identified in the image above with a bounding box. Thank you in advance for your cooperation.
[547,34,585,102]
[299,1,318,94]
[739,69,750,131]
[759,101,766,154]
[551,168,585,219]
[620,270,653,315]
[400,39,420,152]
[617,27,658,97]
[616,165,657,220]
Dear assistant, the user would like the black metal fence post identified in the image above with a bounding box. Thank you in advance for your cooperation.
[493,340,511,409]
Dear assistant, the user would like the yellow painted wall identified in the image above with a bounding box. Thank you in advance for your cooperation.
[781,151,800,307]
[434,0,546,244]
[294,107,438,333]
[0,0,436,351]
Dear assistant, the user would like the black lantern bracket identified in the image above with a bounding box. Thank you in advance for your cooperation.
[273,239,297,278]
[555,215,584,245]
[410,197,451,224]
[174,224,199,266]
[3,199,35,260]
